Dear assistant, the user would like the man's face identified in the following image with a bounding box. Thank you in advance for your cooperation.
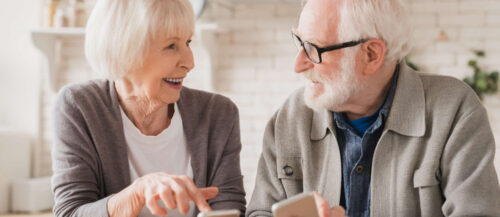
[294,0,361,111]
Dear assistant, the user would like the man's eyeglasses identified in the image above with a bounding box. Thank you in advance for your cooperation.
[292,32,368,64]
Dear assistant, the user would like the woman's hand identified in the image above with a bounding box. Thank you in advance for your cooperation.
[313,192,346,217]
[107,172,219,217]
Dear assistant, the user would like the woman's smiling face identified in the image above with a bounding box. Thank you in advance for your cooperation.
[126,32,195,105]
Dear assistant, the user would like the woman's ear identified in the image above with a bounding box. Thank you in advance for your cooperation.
[360,39,386,76]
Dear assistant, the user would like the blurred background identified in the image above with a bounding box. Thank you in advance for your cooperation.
[0,0,499,216]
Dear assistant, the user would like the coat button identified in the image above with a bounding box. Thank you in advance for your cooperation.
[355,165,364,174]
[282,165,293,176]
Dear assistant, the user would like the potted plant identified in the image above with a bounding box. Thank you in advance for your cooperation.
[463,50,499,100]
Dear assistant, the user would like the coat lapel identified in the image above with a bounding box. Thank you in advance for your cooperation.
[309,108,342,205]
[384,63,426,137]
[370,64,427,216]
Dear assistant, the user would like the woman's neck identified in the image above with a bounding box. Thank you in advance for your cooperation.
[114,79,172,136]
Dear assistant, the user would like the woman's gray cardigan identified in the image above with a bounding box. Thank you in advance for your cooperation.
[51,79,246,217]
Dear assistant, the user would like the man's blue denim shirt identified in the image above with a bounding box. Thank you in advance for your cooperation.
[333,66,399,217]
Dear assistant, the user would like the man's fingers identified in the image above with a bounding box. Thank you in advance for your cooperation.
[200,187,219,200]
[313,192,330,217]
[313,192,346,217]
[330,206,346,216]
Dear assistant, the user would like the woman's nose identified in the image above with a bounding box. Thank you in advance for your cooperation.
[181,47,195,72]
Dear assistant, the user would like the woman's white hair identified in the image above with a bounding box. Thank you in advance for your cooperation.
[338,0,412,63]
[85,0,195,80]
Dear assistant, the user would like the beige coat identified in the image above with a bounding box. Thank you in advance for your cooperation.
[247,64,500,217]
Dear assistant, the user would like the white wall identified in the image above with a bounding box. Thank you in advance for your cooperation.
[197,2,304,199]
[0,1,42,142]
[0,1,42,178]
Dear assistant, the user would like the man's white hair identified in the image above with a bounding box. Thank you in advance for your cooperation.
[338,0,412,63]
[303,0,411,111]
[85,0,195,80]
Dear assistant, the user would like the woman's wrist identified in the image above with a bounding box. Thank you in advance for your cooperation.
[107,181,144,217]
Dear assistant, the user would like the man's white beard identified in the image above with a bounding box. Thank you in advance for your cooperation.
[304,47,360,111]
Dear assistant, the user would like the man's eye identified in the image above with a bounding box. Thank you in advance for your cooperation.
[164,43,175,50]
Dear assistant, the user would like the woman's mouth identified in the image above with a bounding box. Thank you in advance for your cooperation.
[163,78,183,90]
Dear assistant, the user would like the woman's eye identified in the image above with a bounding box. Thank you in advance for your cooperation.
[164,43,175,50]
[186,40,192,47]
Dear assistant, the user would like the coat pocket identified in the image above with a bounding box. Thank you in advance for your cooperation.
[277,157,303,197]
[413,164,439,188]
[413,163,444,217]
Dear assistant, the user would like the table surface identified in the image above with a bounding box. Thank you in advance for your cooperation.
[0,212,53,217]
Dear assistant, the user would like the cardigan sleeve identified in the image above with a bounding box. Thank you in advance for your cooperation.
[51,86,110,217]
[205,101,247,217]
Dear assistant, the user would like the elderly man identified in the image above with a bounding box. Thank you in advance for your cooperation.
[246,0,500,217]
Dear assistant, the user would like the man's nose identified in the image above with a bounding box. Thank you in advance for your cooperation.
[294,48,314,74]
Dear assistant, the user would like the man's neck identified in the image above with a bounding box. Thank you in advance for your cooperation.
[333,64,397,120]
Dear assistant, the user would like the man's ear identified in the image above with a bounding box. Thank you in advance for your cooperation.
[360,39,386,76]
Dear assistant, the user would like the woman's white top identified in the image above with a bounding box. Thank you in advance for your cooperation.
[120,103,195,217]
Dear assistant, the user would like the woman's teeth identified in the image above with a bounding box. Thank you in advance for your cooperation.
[163,78,182,84]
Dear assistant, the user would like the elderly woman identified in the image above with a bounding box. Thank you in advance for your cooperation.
[51,0,245,216]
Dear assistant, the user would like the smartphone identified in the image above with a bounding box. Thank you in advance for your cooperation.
[197,209,240,217]
[272,192,319,217]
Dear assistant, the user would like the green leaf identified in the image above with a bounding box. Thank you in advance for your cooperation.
[463,50,498,99]
[477,79,488,92]
[491,71,499,81]
[468,60,477,67]
[473,50,486,57]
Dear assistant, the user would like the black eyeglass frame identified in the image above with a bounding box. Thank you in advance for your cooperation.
[292,32,368,64]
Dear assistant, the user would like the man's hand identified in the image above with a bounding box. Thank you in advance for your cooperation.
[313,192,346,217]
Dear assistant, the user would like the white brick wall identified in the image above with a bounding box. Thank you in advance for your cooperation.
[37,0,500,202]
[195,2,302,199]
